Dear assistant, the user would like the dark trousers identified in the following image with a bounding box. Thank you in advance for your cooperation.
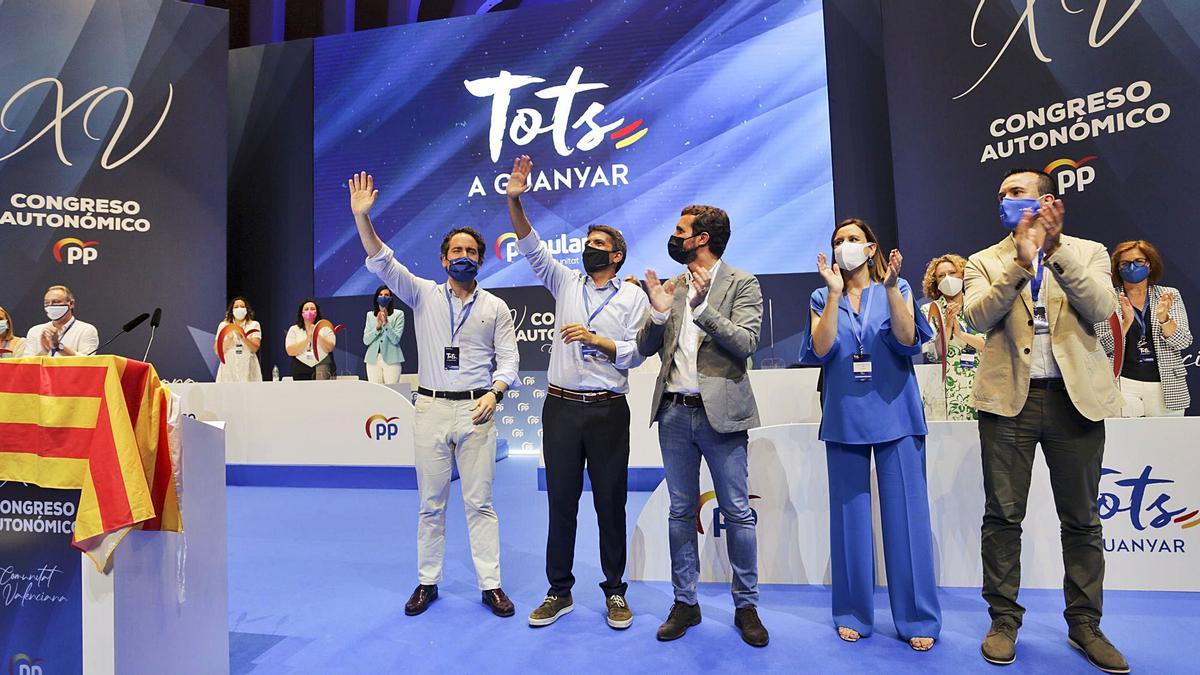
[542,393,630,597]
[979,386,1106,627]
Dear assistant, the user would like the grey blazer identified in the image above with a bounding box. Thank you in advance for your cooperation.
[636,261,763,433]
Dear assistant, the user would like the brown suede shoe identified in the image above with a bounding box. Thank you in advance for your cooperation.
[606,594,633,630]
[1068,622,1130,674]
[735,607,769,647]
[404,584,437,616]
[528,594,573,627]
[482,588,515,617]
[656,601,701,641]
[980,617,1018,665]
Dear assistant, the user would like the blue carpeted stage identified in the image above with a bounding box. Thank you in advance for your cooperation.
[227,457,1196,673]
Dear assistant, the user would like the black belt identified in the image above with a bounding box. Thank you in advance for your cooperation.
[547,385,624,403]
[1029,378,1067,391]
[417,387,491,400]
[664,392,703,408]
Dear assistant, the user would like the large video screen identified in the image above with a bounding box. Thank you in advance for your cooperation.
[313,0,832,295]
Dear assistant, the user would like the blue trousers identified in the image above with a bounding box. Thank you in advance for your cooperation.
[827,435,941,639]
[658,400,759,608]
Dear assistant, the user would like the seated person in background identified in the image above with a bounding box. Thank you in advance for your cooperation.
[920,254,986,420]
[363,284,405,384]
[285,299,335,380]
[1094,239,1191,417]
[0,305,25,358]
[23,285,99,357]
[216,296,263,382]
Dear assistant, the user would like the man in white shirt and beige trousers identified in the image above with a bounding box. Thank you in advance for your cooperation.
[349,171,520,619]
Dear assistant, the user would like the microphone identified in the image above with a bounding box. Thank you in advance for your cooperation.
[143,307,162,362]
[88,312,151,355]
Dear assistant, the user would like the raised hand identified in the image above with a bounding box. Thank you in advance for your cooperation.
[644,270,677,313]
[507,155,533,200]
[1014,209,1045,270]
[348,171,378,216]
[1119,292,1135,335]
[1157,291,1174,324]
[817,252,843,295]
[883,249,903,288]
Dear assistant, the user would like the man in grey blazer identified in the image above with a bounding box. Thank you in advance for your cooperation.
[637,205,768,647]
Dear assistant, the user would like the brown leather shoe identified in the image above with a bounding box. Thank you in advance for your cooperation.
[980,617,1018,665]
[656,601,701,641]
[404,584,437,616]
[1068,622,1130,673]
[735,607,769,647]
[482,588,515,617]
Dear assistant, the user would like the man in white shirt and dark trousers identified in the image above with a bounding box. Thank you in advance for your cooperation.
[348,171,520,619]
[23,285,100,357]
[637,205,769,647]
[504,156,650,630]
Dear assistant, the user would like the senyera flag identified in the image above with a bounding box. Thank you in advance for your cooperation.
[0,355,183,570]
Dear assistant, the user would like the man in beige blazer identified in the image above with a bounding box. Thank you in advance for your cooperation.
[964,168,1126,674]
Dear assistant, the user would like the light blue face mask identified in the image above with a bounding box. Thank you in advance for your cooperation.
[998,197,1041,230]
[0,320,8,334]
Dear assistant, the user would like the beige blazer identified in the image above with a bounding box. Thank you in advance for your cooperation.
[964,233,1120,421]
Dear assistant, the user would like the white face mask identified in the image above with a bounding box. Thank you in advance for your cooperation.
[0,320,8,334]
[232,307,248,321]
[834,242,871,272]
[45,304,70,321]
[937,275,964,298]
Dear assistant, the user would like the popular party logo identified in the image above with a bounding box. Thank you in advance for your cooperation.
[695,491,761,537]
[1044,155,1097,194]
[1099,464,1196,554]
[463,66,645,197]
[364,415,399,441]
[493,231,588,264]
[52,237,98,265]
[8,654,44,675]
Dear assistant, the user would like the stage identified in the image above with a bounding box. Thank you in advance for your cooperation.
[226,456,1196,674]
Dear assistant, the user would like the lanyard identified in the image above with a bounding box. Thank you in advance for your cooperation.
[51,319,76,356]
[446,286,476,345]
[1030,250,1046,303]
[1132,299,1150,338]
[845,284,874,354]
[582,282,619,328]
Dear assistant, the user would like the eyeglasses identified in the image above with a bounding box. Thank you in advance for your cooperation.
[1117,258,1149,270]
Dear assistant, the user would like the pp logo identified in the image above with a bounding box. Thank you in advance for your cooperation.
[53,237,98,265]
[522,376,537,386]
[364,415,399,441]
[1044,156,1096,194]
[527,415,539,425]
[513,428,526,438]
[533,389,546,399]
[501,415,515,425]
[517,402,530,412]
[522,442,536,453]
[9,654,45,675]
[495,403,505,413]
[507,390,520,399]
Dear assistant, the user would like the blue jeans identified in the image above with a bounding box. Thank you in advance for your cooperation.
[657,399,758,608]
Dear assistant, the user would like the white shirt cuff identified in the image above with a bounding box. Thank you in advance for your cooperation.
[515,228,541,255]
[651,307,671,325]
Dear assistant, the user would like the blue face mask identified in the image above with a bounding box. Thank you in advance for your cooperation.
[377,295,392,307]
[0,320,8,334]
[1120,262,1150,284]
[446,256,480,282]
[999,197,1041,230]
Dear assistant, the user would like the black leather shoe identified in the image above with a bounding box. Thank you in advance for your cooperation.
[404,584,437,616]
[482,588,515,617]
[656,601,701,641]
[735,607,769,647]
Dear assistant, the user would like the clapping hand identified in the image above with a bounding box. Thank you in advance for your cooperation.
[1014,209,1046,270]
[817,252,843,295]
[1157,291,1175,324]
[689,266,712,308]
[1119,292,1135,334]
[883,249,903,288]
[644,270,677,313]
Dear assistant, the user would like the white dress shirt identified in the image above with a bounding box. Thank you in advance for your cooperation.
[1028,256,1063,380]
[366,244,518,391]
[516,228,648,392]
[23,318,100,357]
[650,260,722,395]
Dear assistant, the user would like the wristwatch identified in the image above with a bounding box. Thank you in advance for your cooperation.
[488,388,503,400]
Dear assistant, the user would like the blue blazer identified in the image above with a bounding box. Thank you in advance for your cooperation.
[363,310,405,365]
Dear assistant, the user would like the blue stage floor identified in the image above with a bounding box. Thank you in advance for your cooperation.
[228,456,1195,673]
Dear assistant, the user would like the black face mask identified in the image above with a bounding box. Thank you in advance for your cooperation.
[582,245,614,273]
[668,234,700,265]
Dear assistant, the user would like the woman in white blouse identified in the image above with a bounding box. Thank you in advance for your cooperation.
[286,299,336,380]
[215,296,262,382]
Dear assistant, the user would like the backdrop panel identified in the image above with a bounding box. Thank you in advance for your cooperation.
[882,0,1200,410]
[0,0,228,381]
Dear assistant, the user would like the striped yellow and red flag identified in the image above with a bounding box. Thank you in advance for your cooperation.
[0,355,182,569]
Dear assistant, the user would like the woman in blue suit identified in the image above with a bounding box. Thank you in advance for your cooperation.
[802,218,942,651]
